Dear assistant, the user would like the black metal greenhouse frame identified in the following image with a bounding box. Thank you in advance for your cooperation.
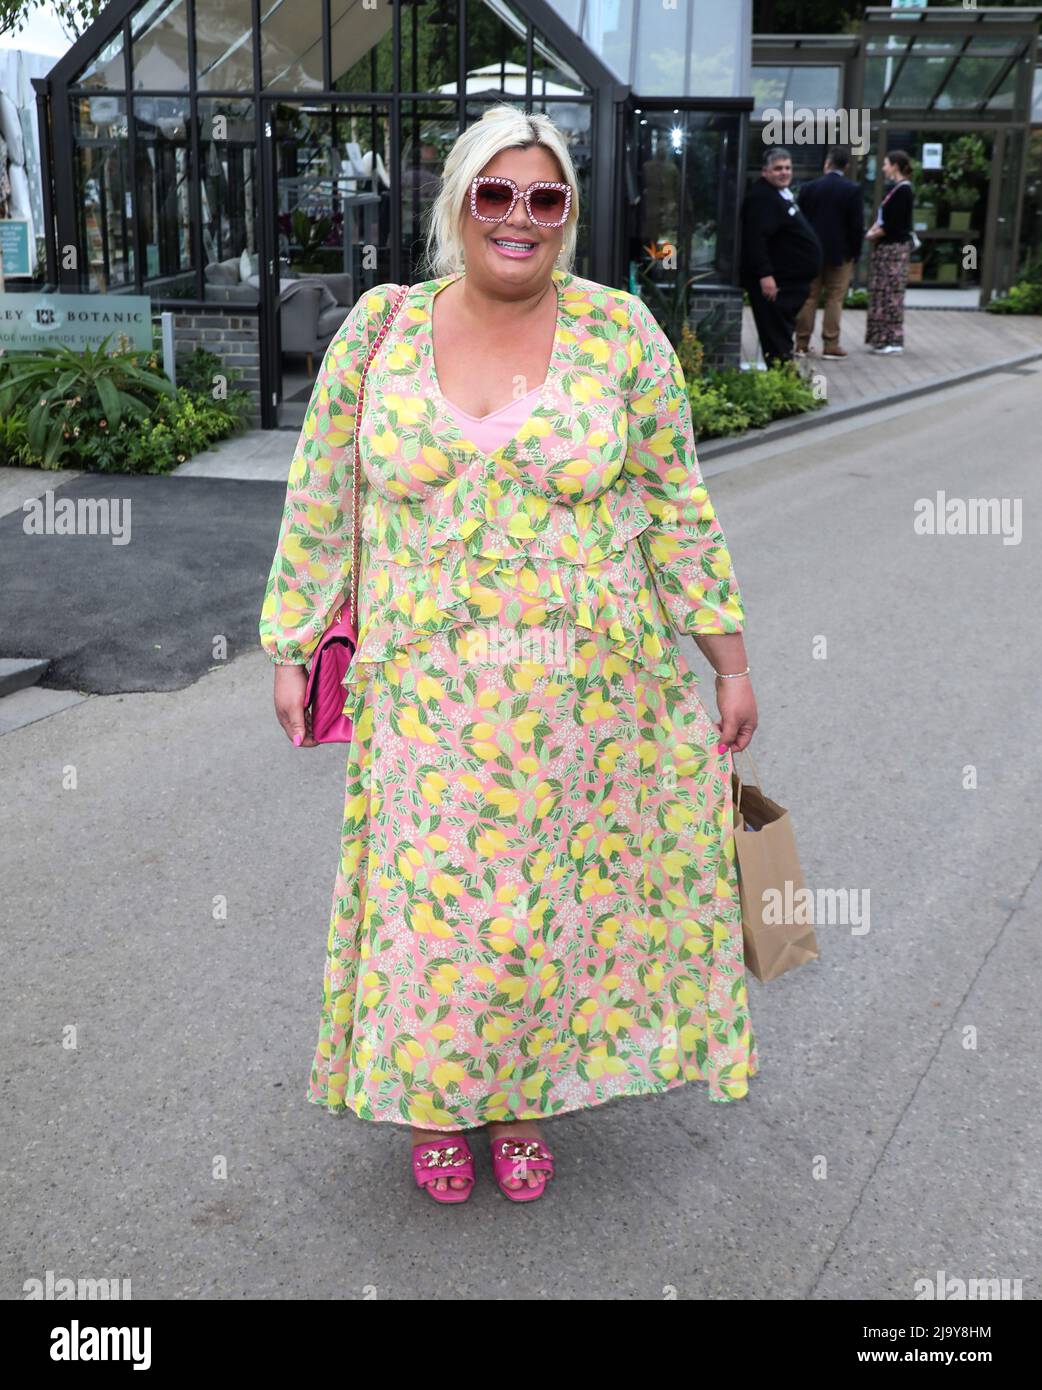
[33,0,634,426]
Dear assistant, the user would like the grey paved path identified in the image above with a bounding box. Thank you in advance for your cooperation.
[2,367,1039,1299]
[741,304,1042,411]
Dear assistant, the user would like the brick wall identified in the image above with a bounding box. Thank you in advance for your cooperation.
[172,309,262,423]
[688,288,745,371]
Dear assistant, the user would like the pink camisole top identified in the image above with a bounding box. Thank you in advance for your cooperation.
[441,382,544,455]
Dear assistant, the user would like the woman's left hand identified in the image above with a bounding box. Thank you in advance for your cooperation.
[714,676,758,752]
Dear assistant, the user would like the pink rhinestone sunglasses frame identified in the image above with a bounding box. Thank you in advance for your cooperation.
[468,175,573,228]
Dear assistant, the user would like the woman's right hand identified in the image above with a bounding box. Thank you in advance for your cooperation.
[273,663,316,747]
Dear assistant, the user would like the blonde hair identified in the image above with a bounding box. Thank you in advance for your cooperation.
[422,104,580,278]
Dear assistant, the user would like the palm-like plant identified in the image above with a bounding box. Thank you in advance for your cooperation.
[0,334,177,468]
[637,265,702,349]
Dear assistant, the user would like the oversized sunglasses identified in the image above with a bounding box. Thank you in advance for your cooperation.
[469,175,573,228]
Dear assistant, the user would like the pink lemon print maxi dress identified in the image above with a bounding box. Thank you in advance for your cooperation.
[259,268,759,1131]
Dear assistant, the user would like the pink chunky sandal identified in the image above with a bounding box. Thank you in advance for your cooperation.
[490,1135,555,1203]
[412,1136,475,1204]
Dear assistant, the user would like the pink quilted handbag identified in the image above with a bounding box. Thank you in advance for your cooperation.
[303,284,409,742]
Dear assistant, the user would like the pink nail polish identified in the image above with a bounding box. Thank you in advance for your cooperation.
[717,741,729,753]
[292,733,303,746]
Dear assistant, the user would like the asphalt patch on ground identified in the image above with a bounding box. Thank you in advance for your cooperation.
[1,473,289,693]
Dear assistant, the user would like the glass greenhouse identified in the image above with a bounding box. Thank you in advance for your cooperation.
[33,0,754,426]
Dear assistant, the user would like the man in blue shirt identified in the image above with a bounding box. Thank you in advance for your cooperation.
[795,148,865,360]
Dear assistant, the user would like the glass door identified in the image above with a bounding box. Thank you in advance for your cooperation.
[874,124,996,299]
[262,98,392,429]
[629,106,742,300]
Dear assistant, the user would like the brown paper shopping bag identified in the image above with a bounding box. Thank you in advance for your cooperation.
[731,749,818,982]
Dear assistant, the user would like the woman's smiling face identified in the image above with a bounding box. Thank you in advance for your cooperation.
[460,144,569,293]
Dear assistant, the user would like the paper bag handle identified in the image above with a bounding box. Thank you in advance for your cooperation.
[732,745,764,818]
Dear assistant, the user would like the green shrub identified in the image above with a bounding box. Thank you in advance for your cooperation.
[986,281,1042,315]
[0,335,177,468]
[0,343,252,472]
[986,251,1042,315]
[699,361,822,434]
[686,379,751,440]
[676,323,705,384]
[844,288,869,309]
[61,386,251,474]
[0,406,34,467]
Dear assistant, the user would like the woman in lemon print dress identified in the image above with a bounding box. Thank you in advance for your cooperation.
[260,105,759,1205]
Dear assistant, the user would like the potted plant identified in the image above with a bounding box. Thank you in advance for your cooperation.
[914,204,936,232]
[943,184,977,232]
[939,135,988,231]
[289,208,336,272]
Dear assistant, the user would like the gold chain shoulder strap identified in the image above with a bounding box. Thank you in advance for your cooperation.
[348,283,410,627]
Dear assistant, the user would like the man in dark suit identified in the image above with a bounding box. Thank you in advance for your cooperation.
[795,148,865,360]
[740,147,823,367]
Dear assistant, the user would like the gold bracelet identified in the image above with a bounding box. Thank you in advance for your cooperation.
[715,666,750,679]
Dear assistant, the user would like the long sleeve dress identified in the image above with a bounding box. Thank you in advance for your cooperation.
[259,267,760,1131]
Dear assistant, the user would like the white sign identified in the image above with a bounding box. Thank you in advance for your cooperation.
[88,95,120,125]
[922,143,943,170]
[0,291,153,351]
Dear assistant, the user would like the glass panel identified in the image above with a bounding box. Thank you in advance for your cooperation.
[400,101,459,280]
[528,98,591,278]
[72,24,126,91]
[751,67,788,120]
[531,32,584,97]
[400,0,460,93]
[905,36,962,56]
[884,56,953,109]
[196,0,256,92]
[1033,67,1042,123]
[134,97,192,289]
[937,57,1006,112]
[277,103,392,286]
[271,101,392,425]
[866,35,910,55]
[863,57,890,109]
[335,1,394,93]
[985,63,1018,113]
[132,0,189,91]
[467,0,527,96]
[785,65,842,110]
[581,0,634,87]
[888,129,993,289]
[634,109,740,293]
[964,36,1019,56]
[634,0,688,96]
[689,0,745,99]
[199,98,258,299]
[72,94,132,292]
[544,0,580,30]
[751,65,842,117]
[262,0,323,90]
